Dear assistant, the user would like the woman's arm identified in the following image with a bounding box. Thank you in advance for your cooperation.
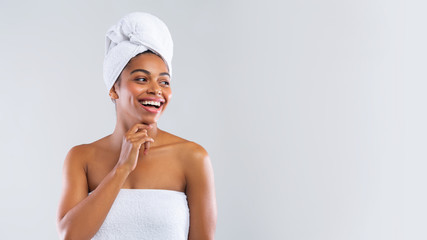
[56,145,131,240]
[57,124,153,240]
[185,143,217,240]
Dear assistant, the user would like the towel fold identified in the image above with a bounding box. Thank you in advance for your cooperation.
[103,12,173,92]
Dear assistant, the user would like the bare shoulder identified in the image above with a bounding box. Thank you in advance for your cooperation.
[159,130,190,145]
[63,144,95,168]
[64,135,110,167]
[184,141,209,159]
[67,143,95,156]
[160,130,209,160]
[178,141,211,169]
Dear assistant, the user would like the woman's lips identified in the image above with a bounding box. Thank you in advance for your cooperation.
[139,102,163,113]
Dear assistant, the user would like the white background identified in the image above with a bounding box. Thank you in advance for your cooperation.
[0,0,425,239]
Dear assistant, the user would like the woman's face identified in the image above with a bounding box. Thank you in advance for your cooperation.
[112,52,172,125]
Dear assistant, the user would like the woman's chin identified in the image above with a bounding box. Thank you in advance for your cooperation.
[139,116,159,125]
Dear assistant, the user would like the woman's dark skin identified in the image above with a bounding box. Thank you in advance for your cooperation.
[56,52,217,240]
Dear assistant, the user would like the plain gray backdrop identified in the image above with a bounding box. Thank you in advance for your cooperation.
[0,0,425,239]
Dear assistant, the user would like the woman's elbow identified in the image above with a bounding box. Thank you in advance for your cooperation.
[56,219,71,240]
[56,218,83,240]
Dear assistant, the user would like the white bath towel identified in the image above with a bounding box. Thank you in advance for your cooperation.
[103,12,173,92]
[91,189,189,240]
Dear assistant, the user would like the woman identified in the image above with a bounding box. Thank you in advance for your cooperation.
[56,12,217,240]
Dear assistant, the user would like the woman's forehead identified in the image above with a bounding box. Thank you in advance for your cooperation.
[126,53,169,73]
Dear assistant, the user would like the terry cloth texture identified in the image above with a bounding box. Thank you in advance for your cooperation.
[103,12,173,91]
[91,189,190,240]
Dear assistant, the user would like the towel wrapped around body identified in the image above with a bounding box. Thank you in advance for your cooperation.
[91,189,190,240]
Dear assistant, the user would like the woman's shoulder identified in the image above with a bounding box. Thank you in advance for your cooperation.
[160,133,211,174]
[161,130,208,155]
[64,143,95,165]
[162,132,213,186]
[65,137,109,164]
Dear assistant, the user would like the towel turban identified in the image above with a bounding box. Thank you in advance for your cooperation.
[103,12,173,92]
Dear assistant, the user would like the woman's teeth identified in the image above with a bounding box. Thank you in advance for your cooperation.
[140,100,161,108]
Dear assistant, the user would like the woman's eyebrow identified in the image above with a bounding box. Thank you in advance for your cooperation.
[130,69,151,75]
[130,69,170,77]
[159,72,170,77]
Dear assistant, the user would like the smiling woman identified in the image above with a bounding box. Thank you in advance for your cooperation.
[111,51,172,124]
[56,12,217,240]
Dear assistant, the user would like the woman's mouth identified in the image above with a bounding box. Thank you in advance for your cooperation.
[139,100,164,113]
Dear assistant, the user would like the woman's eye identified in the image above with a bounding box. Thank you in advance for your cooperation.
[161,81,170,86]
[136,78,147,82]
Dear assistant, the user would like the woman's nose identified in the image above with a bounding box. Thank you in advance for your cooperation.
[148,82,162,95]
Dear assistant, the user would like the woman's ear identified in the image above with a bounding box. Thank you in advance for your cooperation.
[109,86,119,100]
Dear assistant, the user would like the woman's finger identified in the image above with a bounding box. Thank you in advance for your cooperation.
[125,130,146,142]
[143,141,151,155]
[134,124,153,133]
[136,137,154,154]
[128,123,152,133]
[128,131,148,139]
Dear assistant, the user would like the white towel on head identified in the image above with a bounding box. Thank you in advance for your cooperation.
[103,12,173,92]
